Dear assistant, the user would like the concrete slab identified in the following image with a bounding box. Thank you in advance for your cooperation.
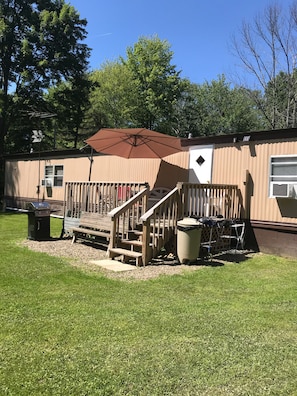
[90,259,137,272]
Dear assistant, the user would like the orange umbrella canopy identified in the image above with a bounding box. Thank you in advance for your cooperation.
[85,128,183,159]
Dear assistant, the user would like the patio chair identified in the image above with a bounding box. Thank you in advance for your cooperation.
[148,187,170,209]
[117,185,131,203]
[220,220,245,250]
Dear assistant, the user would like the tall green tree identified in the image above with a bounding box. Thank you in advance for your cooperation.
[46,75,92,149]
[171,79,202,137]
[263,69,297,128]
[0,0,90,156]
[173,76,264,137]
[84,61,137,132]
[123,35,182,133]
[197,77,265,135]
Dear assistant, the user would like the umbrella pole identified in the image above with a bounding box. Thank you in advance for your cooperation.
[88,148,94,182]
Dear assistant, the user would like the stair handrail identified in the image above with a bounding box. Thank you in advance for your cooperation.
[140,187,181,265]
[140,187,180,221]
[108,188,149,252]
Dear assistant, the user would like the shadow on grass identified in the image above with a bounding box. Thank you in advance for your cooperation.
[149,250,255,268]
[210,250,255,264]
[190,250,255,267]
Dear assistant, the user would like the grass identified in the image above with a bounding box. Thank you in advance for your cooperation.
[0,213,297,395]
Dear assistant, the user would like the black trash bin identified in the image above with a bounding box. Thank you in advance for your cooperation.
[27,202,51,241]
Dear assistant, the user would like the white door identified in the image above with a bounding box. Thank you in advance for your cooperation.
[188,145,214,184]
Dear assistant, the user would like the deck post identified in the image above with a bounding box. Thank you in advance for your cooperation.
[176,182,185,219]
[142,219,152,266]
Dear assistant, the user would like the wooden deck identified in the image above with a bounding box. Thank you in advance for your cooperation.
[63,182,242,266]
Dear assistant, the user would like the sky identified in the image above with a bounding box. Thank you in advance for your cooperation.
[68,0,293,85]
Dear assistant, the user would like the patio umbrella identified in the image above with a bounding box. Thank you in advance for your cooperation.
[85,128,183,159]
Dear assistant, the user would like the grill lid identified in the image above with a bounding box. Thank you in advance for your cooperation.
[27,202,50,210]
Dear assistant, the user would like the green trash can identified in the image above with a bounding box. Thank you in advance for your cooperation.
[177,217,202,263]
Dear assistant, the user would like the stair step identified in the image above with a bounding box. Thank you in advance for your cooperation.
[132,230,143,235]
[122,239,154,250]
[132,230,163,237]
[109,247,142,266]
[121,239,143,247]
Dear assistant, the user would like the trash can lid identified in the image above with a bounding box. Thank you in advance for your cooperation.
[177,217,202,229]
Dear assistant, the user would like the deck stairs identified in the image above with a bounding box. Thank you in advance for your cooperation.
[108,187,181,266]
[108,226,164,266]
[64,181,242,266]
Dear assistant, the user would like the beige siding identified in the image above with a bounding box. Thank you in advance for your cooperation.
[90,152,189,188]
[212,139,297,223]
[5,158,67,202]
[5,151,189,204]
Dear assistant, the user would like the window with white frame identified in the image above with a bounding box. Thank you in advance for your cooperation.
[44,165,64,187]
[269,155,297,197]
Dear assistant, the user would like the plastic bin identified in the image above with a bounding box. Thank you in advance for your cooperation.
[27,202,51,241]
[177,217,202,263]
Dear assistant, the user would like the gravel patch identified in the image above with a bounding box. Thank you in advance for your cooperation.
[23,237,108,263]
[21,237,256,281]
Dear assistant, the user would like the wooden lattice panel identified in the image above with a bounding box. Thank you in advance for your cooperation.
[200,225,231,254]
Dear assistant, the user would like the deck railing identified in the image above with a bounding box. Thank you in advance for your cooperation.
[178,182,242,219]
[138,183,242,265]
[140,187,181,264]
[63,181,148,235]
[64,181,149,218]
[108,188,149,251]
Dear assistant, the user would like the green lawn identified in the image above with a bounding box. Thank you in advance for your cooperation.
[1,213,297,395]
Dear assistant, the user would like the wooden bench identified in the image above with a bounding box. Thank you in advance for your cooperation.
[71,212,112,244]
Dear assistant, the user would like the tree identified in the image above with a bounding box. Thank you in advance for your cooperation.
[263,69,297,128]
[231,2,297,129]
[173,76,264,137]
[46,75,92,150]
[0,0,90,156]
[84,61,138,132]
[84,37,183,135]
[123,35,182,133]
[171,79,202,137]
